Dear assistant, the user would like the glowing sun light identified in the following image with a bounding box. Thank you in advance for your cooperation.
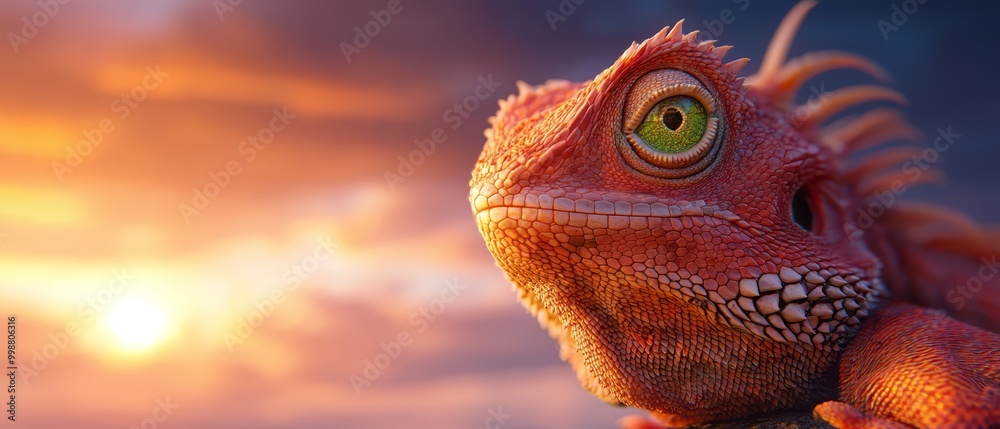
[103,296,170,353]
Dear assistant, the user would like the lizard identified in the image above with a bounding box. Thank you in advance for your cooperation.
[469,2,1000,428]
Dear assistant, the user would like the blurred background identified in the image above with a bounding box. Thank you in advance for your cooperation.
[2,1,997,428]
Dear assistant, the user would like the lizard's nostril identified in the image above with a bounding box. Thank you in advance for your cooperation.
[792,187,814,232]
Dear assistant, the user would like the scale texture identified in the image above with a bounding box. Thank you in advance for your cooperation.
[470,2,1000,428]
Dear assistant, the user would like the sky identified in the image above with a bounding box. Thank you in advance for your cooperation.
[2,1,998,428]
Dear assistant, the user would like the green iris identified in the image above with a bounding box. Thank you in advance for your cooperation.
[635,96,708,153]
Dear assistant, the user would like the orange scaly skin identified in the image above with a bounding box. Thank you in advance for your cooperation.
[470,2,1000,428]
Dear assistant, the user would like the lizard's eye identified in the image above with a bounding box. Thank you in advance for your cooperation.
[634,96,708,154]
[621,69,722,179]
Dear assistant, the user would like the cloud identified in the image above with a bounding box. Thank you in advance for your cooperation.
[13,292,631,429]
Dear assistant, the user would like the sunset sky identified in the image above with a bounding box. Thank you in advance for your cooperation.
[2,1,998,428]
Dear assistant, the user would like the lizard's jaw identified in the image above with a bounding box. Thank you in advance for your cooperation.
[509,266,843,422]
[521,269,851,422]
[471,186,883,345]
[472,188,883,420]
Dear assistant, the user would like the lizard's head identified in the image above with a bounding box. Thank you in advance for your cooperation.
[470,2,909,422]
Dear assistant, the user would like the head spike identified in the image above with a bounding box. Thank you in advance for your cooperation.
[843,147,925,182]
[711,45,733,60]
[858,168,943,197]
[799,85,907,129]
[773,51,890,104]
[682,30,701,44]
[653,26,669,41]
[516,80,533,96]
[821,108,921,153]
[665,19,685,41]
[751,1,818,90]
[725,58,751,76]
[623,41,639,57]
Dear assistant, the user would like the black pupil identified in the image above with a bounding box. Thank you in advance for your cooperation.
[791,188,814,232]
[662,107,684,131]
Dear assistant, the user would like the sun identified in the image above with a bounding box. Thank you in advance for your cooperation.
[102,296,171,353]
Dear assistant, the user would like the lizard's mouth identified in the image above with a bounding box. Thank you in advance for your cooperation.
[472,187,883,412]
[474,189,882,343]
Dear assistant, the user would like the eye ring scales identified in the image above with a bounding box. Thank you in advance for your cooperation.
[620,69,724,179]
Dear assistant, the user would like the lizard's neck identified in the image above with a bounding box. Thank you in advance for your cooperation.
[522,269,842,424]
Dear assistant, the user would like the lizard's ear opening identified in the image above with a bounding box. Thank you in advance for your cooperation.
[619,69,724,180]
[791,187,814,232]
